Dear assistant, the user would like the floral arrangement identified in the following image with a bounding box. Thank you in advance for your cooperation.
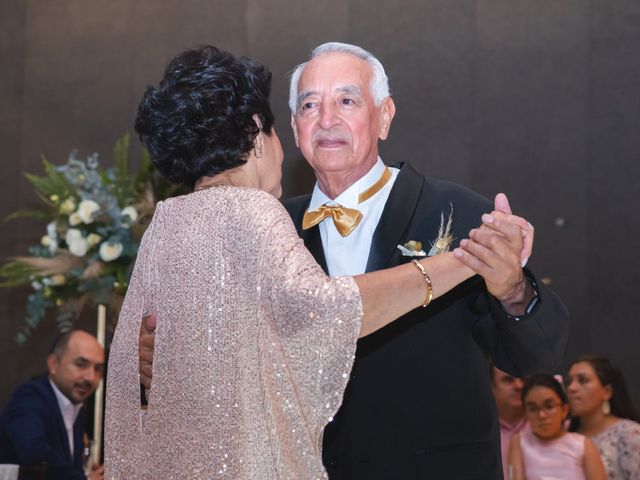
[0,135,182,344]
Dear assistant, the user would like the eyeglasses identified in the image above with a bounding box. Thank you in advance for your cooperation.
[525,403,563,416]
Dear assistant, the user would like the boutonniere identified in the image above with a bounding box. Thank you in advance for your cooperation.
[397,240,426,257]
[427,204,454,256]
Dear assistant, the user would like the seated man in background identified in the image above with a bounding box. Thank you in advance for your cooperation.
[0,330,105,480]
[493,365,530,479]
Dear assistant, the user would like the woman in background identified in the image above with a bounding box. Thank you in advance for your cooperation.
[567,355,640,480]
[508,373,605,480]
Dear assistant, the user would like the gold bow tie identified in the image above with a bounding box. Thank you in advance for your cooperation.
[302,167,393,237]
[302,205,363,237]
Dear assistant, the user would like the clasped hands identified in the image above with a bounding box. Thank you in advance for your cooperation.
[454,193,535,316]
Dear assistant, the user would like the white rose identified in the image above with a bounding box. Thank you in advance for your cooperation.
[65,229,88,257]
[59,197,77,215]
[41,235,58,254]
[66,228,82,242]
[77,200,100,224]
[69,213,82,226]
[99,241,123,262]
[121,206,138,223]
[87,233,102,248]
[31,281,42,290]
[50,274,66,286]
[46,222,58,240]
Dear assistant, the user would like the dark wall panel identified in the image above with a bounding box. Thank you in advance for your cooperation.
[246,0,351,198]
[1,0,639,408]
[587,0,640,401]
[473,1,592,370]
[350,0,476,184]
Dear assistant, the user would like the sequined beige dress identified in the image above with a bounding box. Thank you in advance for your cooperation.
[105,186,362,479]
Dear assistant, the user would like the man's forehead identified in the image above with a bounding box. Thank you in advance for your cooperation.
[300,52,372,86]
[65,335,104,361]
[298,84,362,99]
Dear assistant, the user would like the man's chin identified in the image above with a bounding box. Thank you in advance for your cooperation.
[72,388,93,404]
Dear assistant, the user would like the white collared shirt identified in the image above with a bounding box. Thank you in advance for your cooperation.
[49,378,83,458]
[307,157,399,276]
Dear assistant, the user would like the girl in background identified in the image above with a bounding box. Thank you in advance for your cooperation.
[508,373,605,480]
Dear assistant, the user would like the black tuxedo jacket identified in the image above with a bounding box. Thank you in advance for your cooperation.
[284,163,569,480]
[0,374,87,480]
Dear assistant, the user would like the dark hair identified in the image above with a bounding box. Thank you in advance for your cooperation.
[522,373,568,405]
[134,45,274,189]
[568,354,640,431]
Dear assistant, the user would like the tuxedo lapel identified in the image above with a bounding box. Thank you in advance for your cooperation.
[301,225,329,274]
[73,410,85,467]
[286,195,330,275]
[366,163,424,272]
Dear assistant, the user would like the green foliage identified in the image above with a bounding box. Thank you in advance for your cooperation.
[0,261,35,287]
[2,134,178,344]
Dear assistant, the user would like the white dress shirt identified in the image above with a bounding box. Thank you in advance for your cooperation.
[307,158,399,276]
[49,378,83,458]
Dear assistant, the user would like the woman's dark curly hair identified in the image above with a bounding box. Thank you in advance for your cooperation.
[134,45,274,188]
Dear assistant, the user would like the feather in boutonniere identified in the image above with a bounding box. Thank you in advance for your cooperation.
[428,203,454,256]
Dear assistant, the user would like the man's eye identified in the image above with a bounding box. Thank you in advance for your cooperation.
[301,102,314,110]
[341,98,355,105]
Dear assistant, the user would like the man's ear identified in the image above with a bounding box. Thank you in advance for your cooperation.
[378,97,396,141]
[290,114,300,147]
[47,353,58,376]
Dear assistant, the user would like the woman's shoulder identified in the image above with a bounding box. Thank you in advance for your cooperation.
[160,186,285,218]
[592,418,640,445]
[609,418,640,438]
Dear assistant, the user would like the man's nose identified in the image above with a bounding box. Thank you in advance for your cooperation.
[319,102,340,129]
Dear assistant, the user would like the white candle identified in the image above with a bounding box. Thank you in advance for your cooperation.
[92,304,106,466]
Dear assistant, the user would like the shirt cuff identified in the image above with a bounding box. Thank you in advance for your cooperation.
[506,273,540,321]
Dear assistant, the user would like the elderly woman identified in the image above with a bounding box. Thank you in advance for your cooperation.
[104,45,488,479]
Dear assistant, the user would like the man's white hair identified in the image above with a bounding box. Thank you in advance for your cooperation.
[288,42,391,113]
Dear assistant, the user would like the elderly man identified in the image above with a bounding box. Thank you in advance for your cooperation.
[140,42,569,479]
[0,330,105,480]
[282,42,568,479]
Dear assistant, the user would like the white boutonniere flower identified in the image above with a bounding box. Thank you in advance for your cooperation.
[428,204,454,256]
[397,240,427,257]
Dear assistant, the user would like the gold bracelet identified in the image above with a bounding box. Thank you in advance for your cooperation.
[411,259,433,308]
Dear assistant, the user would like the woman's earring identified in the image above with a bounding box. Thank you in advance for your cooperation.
[602,399,611,415]
[255,135,263,158]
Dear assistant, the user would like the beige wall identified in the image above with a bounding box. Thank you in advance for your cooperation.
[1,0,639,406]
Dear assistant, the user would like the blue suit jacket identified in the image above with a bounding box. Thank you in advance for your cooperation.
[0,374,86,480]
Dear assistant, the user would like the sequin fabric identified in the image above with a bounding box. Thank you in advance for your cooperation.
[105,186,362,479]
[590,419,640,480]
